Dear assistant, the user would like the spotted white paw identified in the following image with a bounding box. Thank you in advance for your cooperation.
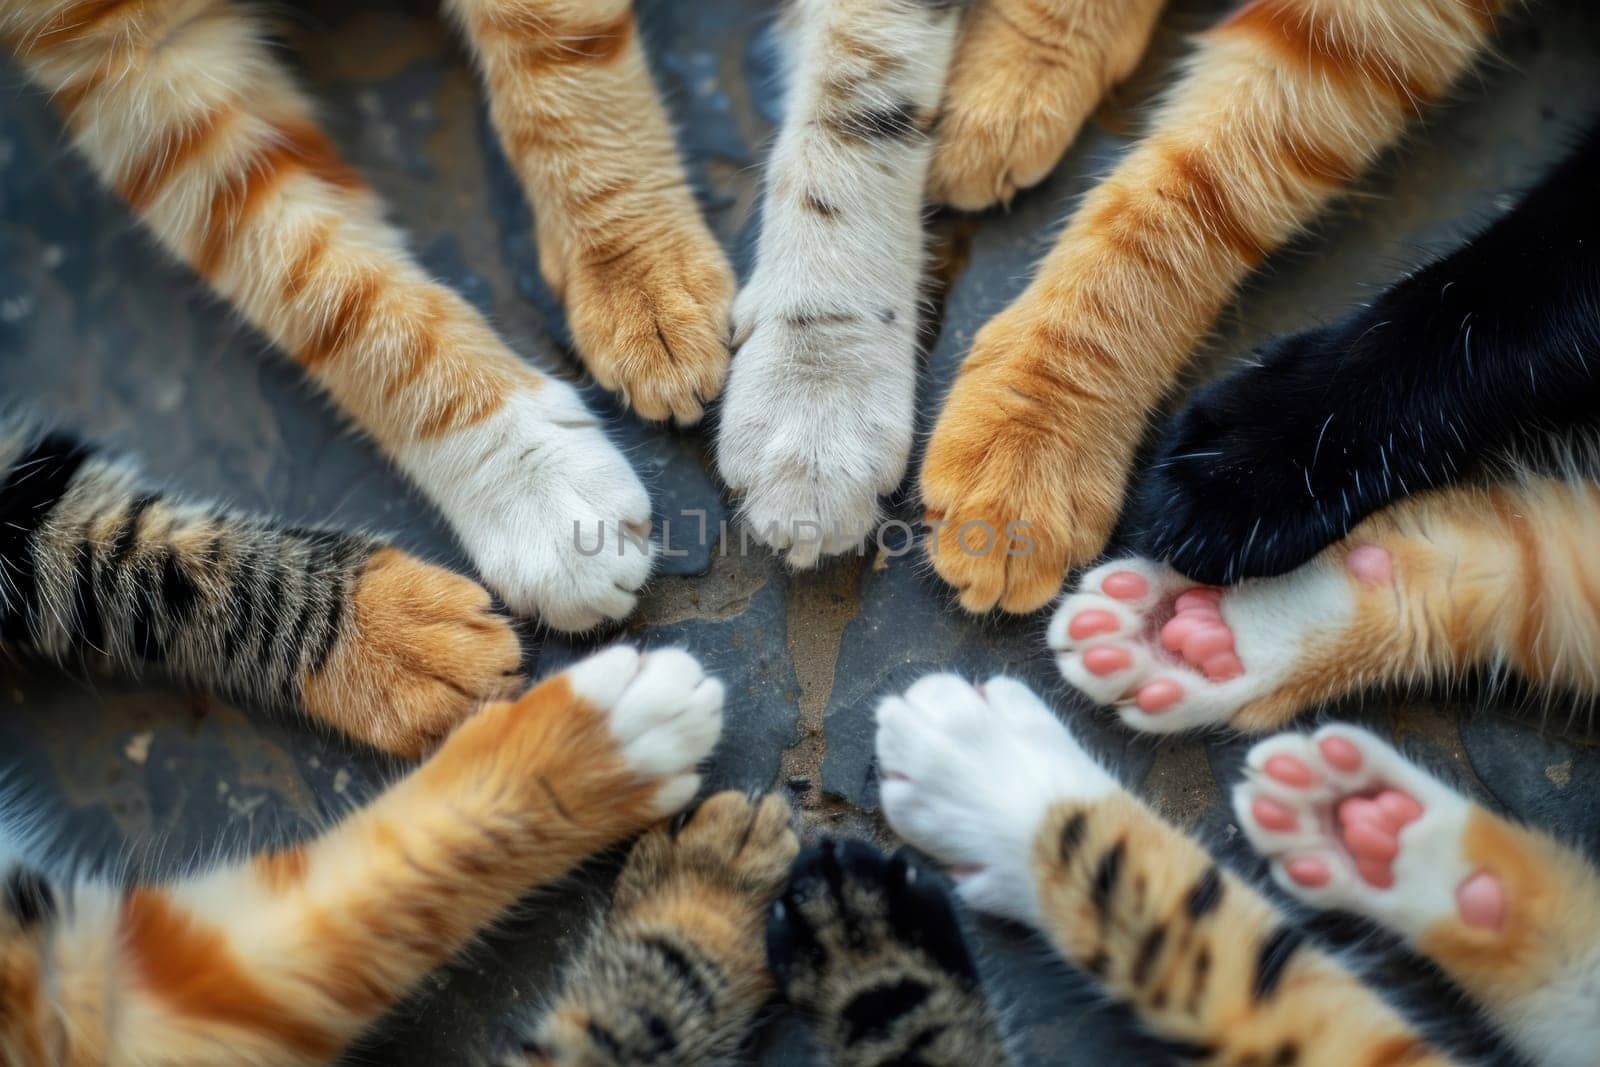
[568,646,724,817]
[1047,554,1357,734]
[398,386,655,631]
[716,286,916,568]
[876,674,1117,926]
[1232,724,1480,938]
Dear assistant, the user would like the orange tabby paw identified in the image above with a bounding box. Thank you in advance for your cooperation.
[564,224,735,426]
[929,0,1162,211]
[303,548,523,757]
[920,321,1131,614]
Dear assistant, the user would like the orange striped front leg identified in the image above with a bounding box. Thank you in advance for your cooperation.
[21,647,722,1065]
[930,0,1165,210]
[921,0,1503,614]
[2,0,655,630]
[448,0,735,425]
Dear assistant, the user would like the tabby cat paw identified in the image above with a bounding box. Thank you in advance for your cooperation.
[768,839,1010,1066]
[304,548,522,757]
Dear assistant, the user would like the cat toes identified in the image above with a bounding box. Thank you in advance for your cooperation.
[716,308,914,568]
[303,548,524,757]
[876,673,1115,925]
[565,227,735,426]
[1233,726,1497,935]
[567,646,723,817]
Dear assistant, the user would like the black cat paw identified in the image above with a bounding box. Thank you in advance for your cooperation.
[1135,325,1406,583]
[767,839,1010,1064]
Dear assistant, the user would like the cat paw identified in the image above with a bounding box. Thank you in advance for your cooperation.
[768,839,1005,1064]
[561,223,735,425]
[1233,725,1502,937]
[400,386,655,631]
[921,322,1131,612]
[567,646,724,817]
[303,548,523,756]
[616,790,799,912]
[1047,547,1393,734]
[1134,328,1405,584]
[876,674,1116,925]
[716,294,915,568]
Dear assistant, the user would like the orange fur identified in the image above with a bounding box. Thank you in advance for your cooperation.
[930,0,1165,209]
[922,0,1503,614]
[447,0,735,425]
[1031,794,1449,1065]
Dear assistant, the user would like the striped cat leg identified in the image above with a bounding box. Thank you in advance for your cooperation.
[497,791,797,1065]
[446,0,735,425]
[0,0,653,630]
[920,0,1503,613]
[1049,476,1600,735]
[1236,725,1600,1067]
[4,647,721,1064]
[929,0,1165,209]
[0,418,521,756]
[716,0,963,567]
[767,838,1013,1067]
[877,676,1450,1066]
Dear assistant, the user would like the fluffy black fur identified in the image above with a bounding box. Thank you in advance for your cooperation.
[1135,121,1600,583]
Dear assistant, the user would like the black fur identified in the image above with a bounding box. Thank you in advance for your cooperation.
[1135,122,1600,583]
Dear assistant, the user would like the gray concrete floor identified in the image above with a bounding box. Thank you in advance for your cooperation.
[2,1,1598,1062]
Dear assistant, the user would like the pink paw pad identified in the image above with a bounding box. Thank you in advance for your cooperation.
[1286,856,1330,888]
[1345,544,1393,587]
[1317,735,1364,772]
[1083,646,1132,677]
[1251,795,1298,832]
[1455,871,1505,930]
[1068,610,1121,640]
[1335,788,1424,889]
[1100,571,1149,600]
[1264,754,1319,788]
[1135,679,1183,713]
[1156,587,1244,681]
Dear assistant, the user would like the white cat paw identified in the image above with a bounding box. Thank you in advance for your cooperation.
[876,674,1116,926]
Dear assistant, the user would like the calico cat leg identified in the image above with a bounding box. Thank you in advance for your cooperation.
[716,0,963,566]
[496,791,798,1065]
[447,0,735,425]
[0,0,654,630]
[877,676,1449,1066]
[767,838,1013,1067]
[920,0,1502,613]
[1050,477,1600,734]
[929,0,1164,210]
[1235,725,1600,1067]
[0,419,522,755]
[1138,130,1600,584]
[4,646,722,1064]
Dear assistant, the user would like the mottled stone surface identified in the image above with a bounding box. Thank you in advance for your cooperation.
[1,0,1598,1062]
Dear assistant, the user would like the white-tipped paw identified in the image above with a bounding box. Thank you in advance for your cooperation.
[569,645,724,817]
[876,674,1116,926]
[1232,724,1479,938]
[403,387,656,631]
[716,291,915,569]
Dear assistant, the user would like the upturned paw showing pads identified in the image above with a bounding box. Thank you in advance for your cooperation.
[1048,549,1384,735]
[876,674,1116,926]
[768,839,1010,1066]
[567,646,724,817]
[403,387,656,632]
[716,295,916,569]
[304,547,523,757]
[1233,725,1501,936]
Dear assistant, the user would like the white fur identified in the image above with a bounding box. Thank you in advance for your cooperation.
[395,386,655,631]
[716,0,961,567]
[567,645,723,817]
[876,674,1117,926]
[1048,555,1356,733]
[1235,725,1600,1067]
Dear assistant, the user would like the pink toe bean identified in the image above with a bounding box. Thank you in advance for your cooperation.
[1317,735,1364,772]
[1456,871,1505,930]
[1200,652,1244,681]
[1069,610,1121,640]
[1251,796,1298,832]
[1083,646,1133,677]
[1264,754,1319,788]
[1175,588,1223,613]
[1136,679,1183,713]
[1101,571,1149,600]
[1286,857,1330,888]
